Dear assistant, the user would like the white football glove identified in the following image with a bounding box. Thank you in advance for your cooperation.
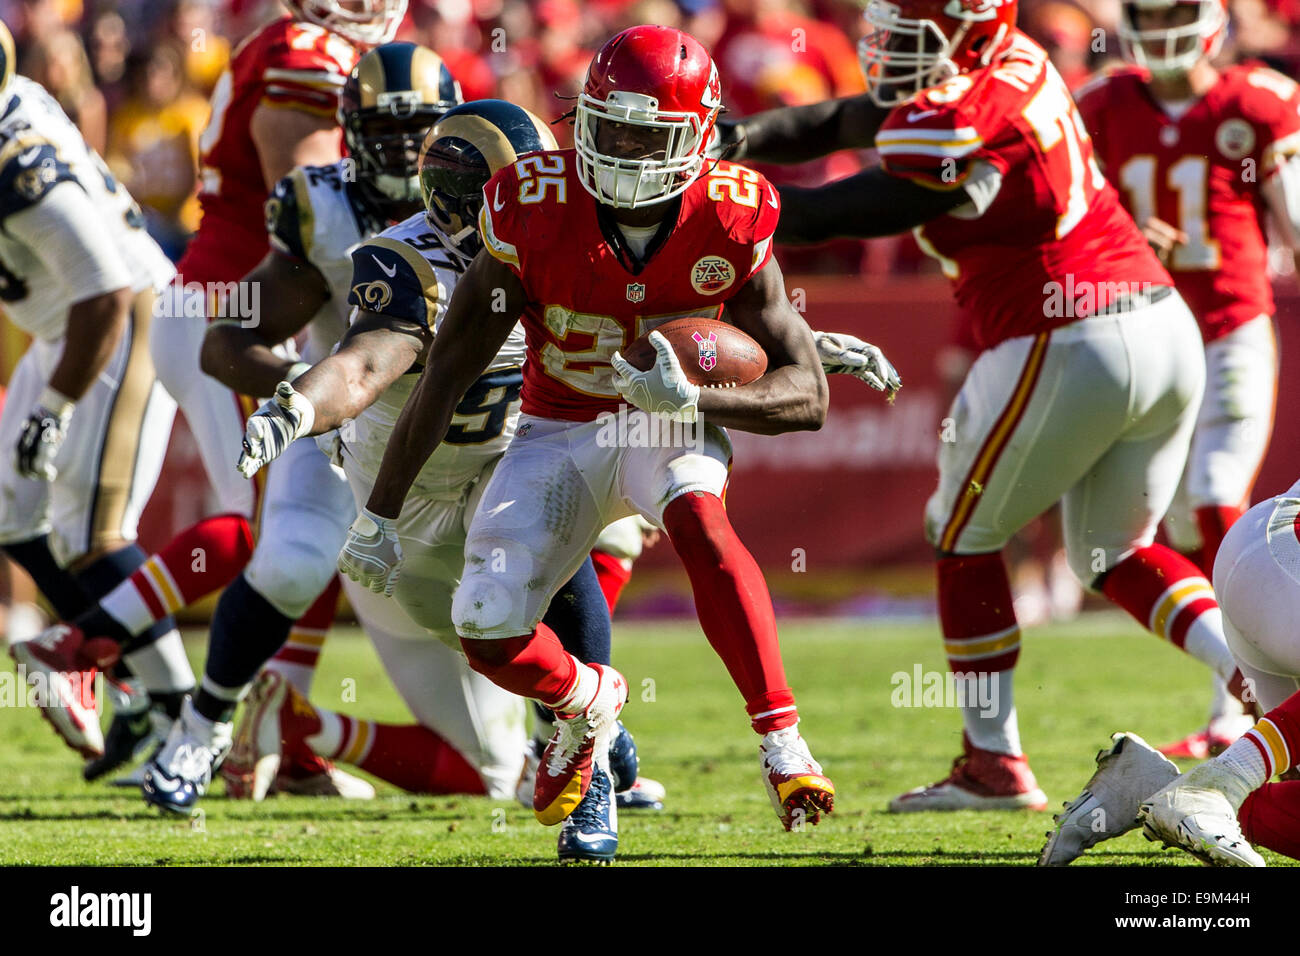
[15,387,74,481]
[610,331,701,423]
[814,331,902,395]
[236,381,316,478]
[338,508,402,596]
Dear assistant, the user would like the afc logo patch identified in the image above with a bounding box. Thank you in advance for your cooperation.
[690,256,735,295]
[692,331,718,371]
[351,279,393,311]
[1215,119,1255,160]
[626,282,645,303]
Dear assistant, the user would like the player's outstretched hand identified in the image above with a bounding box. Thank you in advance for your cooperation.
[338,508,402,596]
[15,391,73,481]
[236,381,315,478]
[611,331,702,423]
[814,331,902,396]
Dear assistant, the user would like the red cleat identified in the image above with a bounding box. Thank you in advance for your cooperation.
[889,734,1047,812]
[535,664,627,826]
[9,624,118,758]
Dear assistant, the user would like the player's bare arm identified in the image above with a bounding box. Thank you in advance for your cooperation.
[200,250,331,396]
[249,105,342,190]
[365,250,525,518]
[290,311,431,432]
[717,94,888,164]
[691,256,828,434]
[47,287,133,400]
[776,166,975,243]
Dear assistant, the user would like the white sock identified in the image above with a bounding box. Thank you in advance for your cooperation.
[961,669,1021,755]
[123,630,195,692]
[306,707,342,757]
[1183,608,1238,683]
[6,602,46,642]
[100,579,159,637]
[552,660,599,716]
[264,659,315,697]
[1216,735,1269,791]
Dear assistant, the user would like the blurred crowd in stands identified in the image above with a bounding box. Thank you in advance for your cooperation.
[2,0,1298,270]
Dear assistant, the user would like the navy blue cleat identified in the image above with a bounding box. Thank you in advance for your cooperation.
[608,721,638,791]
[608,721,667,811]
[557,765,618,865]
[141,699,231,814]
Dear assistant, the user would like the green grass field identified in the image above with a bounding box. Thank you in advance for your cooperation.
[1,611,1288,866]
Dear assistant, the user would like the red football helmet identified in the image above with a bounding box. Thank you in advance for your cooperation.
[574,25,722,209]
[858,0,1018,107]
[282,0,407,47]
[1118,0,1227,77]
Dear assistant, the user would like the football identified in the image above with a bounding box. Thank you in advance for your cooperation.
[621,317,768,389]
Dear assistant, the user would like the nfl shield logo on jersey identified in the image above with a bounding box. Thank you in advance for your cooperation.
[692,331,718,371]
[626,282,645,303]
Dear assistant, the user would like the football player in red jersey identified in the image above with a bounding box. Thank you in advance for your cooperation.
[311,25,903,834]
[1074,0,1300,760]
[21,1,407,784]
[721,0,1253,824]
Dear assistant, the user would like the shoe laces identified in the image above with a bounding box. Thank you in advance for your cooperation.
[568,768,613,830]
[544,715,594,777]
[762,729,820,776]
[158,712,232,784]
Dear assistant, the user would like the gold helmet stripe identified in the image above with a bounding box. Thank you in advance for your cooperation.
[0,20,14,96]
[431,114,523,175]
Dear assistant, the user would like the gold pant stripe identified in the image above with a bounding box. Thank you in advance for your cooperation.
[88,290,159,551]
[938,332,1050,552]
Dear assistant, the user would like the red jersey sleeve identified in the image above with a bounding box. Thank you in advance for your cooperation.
[478,161,530,281]
[259,20,359,117]
[706,161,780,279]
[875,81,1001,191]
[1237,65,1300,178]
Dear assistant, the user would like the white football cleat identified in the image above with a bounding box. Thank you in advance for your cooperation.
[1138,761,1265,867]
[140,699,233,813]
[1039,732,1180,866]
[759,724,834,830]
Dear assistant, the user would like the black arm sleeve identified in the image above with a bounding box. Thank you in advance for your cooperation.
[724,95,890,165]
[775,167,973,244]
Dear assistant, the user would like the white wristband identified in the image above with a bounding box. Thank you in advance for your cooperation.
[38,386,75,422]
[287,362,312,382]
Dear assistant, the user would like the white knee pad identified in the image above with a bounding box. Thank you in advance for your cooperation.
[244,537,339,619]
[245,438,353,618]
[451,537,533,639]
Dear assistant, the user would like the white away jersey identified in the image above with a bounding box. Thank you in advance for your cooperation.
[0,76,173,340]
[343,211,527,499]
[264,160,387,364]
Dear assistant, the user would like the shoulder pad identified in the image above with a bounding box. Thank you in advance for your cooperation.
[0,139,75,224]
[348,236,441,327]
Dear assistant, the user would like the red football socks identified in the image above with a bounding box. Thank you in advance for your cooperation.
[663,491,796,734]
